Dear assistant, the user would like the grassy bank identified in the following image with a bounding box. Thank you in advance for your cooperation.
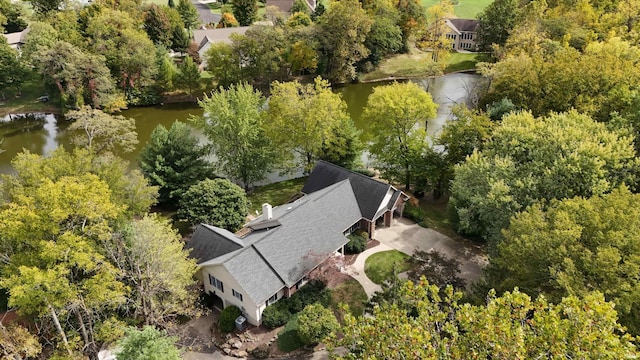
[0,76,59,117]
[422,0,492,18]
[361,50,490,82]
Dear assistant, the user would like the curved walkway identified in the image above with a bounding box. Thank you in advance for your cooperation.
[343,242,393,297]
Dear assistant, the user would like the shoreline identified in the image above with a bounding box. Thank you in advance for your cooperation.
[0,69,480,117]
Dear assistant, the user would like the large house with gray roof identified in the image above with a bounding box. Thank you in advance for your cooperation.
[188,161,407,325]
[445,18,480,51]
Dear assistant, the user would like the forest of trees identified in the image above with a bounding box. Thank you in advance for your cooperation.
[3,0,640,357]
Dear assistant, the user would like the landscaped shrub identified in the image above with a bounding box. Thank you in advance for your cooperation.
[262,302,291,329]
[219,305,242,333]
[404,203,427,225]
[288,280,331,313]
[250,345,270,359]
[262,280,332,329]
[345,232,367,254]
[296,304,339,345]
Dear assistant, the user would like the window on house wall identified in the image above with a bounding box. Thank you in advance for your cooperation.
[209,274,224,292]
[266,293,278,306]
[232,289,243,301]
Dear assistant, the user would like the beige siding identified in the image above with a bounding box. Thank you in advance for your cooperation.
[201,265,263,325]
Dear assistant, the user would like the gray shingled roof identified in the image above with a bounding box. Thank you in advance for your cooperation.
[448,19,479,33]
[2,28,29,46]
[193,26,250,48]
[189,180,361,304]
[188,224,244,263]
[301,160,402,220]
[249,180,361,286]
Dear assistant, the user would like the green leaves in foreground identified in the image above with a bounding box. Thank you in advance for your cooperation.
[330,280,639,359]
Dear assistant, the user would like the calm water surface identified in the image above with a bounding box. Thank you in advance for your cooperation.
[0,73,481,176]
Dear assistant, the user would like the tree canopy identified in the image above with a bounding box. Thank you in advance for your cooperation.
[330,280,639,359]
[117,326,181,360]
[265,77,361,173]
[195,83,276,190]
[484,186,640,334]
[176,178,248,231]
[139,121,215,205]
[362,81,438,190]
[450,110,640,247]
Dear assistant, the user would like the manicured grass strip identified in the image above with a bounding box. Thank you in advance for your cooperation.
[360,51,438,81]
[277,314,303,352]
[364,250,411,285]
[422,0,492,19]
[246,177,307,214]
[445,52,491,72]
[331,279,368,316]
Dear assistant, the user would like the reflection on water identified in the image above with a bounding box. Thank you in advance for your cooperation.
[0,113,72,174]
[0,74,482,177]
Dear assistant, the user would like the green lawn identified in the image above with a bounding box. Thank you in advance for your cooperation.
[445,52,491,72]
[360,50,438,82]
[246,177,307,214]
[331,279,368,316]
[277,314,304,352]
[364,250,412,284]
[0,75,60,117]
[422,0,491,19]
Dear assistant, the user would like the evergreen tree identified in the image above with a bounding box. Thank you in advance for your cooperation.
[139,121,216,205]
[176,55,201,96]
[232,0,257,26]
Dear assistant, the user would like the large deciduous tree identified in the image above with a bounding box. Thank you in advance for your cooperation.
[484,187,640,334]
[317,0,372,83]
[205,42,242,87]
[106,215,199,326]
[139,121,215,205]
[0,37,28,100]
[479,37,640,122]
[420,0,453,66]
[476,0,520,51]
[2,148,156,219]
[362,0,403,66]
[0,173,128,357]
[450,110,640,247]
[395,0,426,50]
[362,81,437,190]
[86,10,158,98]
[195,83,276,190]
[0,0,27,33]
[144,4,173,47]
[66,106,139,155]
[330,280,639,359]
[176,178,248,231]
[265,77,361,173]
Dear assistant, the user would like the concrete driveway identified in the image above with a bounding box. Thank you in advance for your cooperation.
[192,0,221,25]
[374,218,487,284]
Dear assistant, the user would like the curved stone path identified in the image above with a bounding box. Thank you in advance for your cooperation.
[343,242,394,297]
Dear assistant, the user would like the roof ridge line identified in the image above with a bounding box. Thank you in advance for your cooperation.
[250,243,287,297]
[202,224,246,247]
[315,160,392,188]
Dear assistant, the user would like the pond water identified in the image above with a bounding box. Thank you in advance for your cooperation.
[0,73,482,176]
